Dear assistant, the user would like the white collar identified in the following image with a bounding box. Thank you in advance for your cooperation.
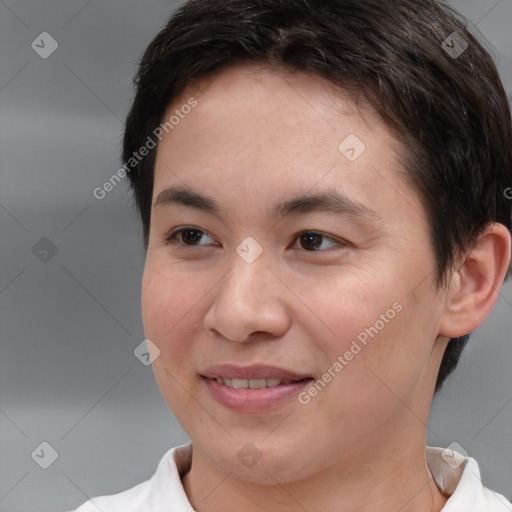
[79,444,512,511]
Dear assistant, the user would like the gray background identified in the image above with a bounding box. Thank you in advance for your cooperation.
[0,1,511,511]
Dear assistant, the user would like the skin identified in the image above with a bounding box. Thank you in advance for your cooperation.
[141,63,511,512]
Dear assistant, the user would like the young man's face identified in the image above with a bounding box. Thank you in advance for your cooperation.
[142,64,450,483]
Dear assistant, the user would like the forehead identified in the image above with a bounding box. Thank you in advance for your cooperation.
[152,63,423,229]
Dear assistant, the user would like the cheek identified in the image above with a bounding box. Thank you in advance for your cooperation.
[306,267,399,353]
[310,264,436,393]
[141,260,201,346]
[141,261,205,412]
[142,265,169,336]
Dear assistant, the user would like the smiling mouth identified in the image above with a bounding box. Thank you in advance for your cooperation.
[201,370,315,411]
[209,377,313,389]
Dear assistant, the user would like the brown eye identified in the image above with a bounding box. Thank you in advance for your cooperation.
[164,227,215,246]
[294,231,345,252]
[299,232,323,251]
[178,229,204,245]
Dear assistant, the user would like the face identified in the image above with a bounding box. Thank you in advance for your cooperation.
[142,64,449,484]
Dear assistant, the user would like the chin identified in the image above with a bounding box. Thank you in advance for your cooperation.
[199,436,317,485]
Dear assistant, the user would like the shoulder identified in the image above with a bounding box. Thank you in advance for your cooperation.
[480,487,512,512]
[71,478,152,512]
[67,444,193,512]
[426,446,512,512]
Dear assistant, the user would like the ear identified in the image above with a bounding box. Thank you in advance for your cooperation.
[438,223,511,339]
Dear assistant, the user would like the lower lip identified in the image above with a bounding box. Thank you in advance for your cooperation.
[202,377,312,412]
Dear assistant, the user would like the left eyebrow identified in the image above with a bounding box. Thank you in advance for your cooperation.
[270,189,381,223]
[153,185,381,223]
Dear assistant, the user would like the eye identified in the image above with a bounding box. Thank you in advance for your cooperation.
[292,230,347,252]
[163,227,347,252]
[163,226,217,247]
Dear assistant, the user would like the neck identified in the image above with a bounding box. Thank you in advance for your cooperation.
[182,438,448,512]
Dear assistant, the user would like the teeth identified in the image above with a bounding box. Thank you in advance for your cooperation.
[215,377,296,388]
[232,378,248,389]
[249,379,266,389]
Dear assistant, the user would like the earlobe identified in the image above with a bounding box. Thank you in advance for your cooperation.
[438,223,511,339]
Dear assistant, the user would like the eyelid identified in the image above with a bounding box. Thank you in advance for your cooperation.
[292,230,348,251]
[162,225,217,246]
[162,226,349,251]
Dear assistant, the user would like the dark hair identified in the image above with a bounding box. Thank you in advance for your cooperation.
[122,0,512,393]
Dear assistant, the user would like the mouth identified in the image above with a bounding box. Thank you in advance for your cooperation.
[209,376,312,389]
[200,363,314,384]
[200,364,315,411]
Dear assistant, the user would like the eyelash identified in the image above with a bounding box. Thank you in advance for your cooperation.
[162,226,348,253]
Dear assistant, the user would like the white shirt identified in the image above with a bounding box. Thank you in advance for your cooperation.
[68,444,511,511]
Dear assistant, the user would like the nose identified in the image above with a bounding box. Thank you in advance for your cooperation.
[203,249,291,343]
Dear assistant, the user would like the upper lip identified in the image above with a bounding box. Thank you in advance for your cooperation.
[200,364,313,381]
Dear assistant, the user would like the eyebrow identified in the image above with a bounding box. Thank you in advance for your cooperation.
[153,185,381,223]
